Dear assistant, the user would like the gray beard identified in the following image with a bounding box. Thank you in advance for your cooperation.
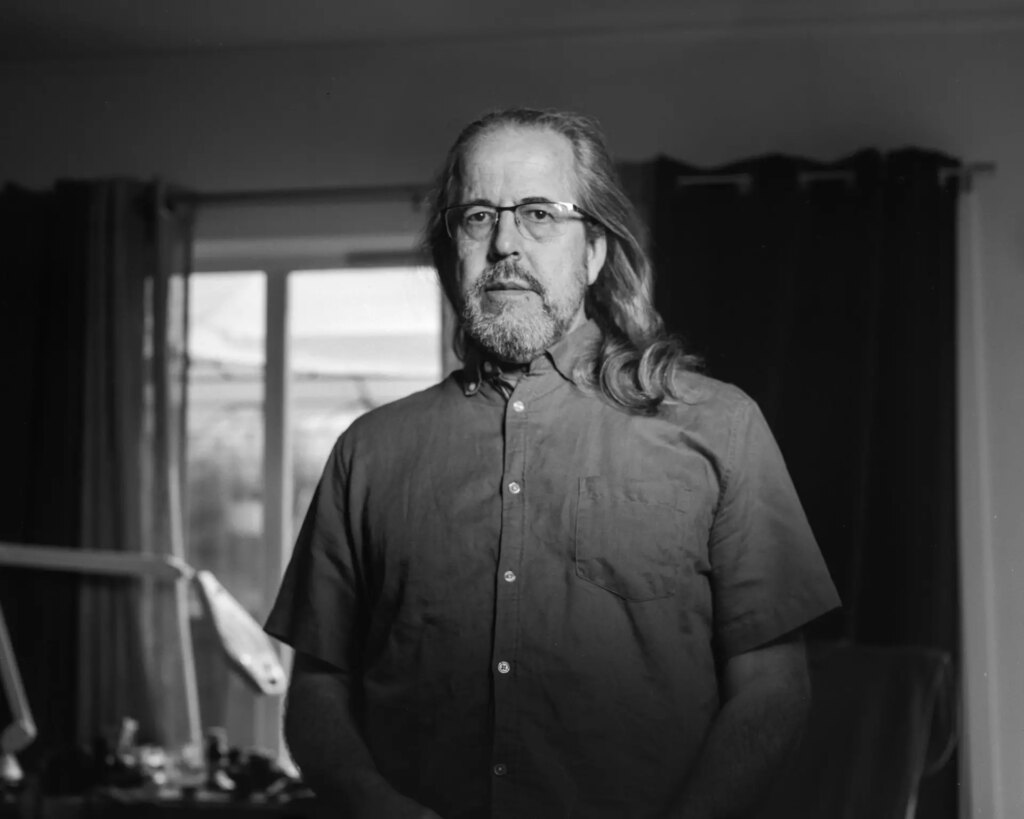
[460,261,584,363]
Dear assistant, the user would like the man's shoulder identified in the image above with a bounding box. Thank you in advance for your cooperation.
[666,368,754,412]
[344,374,458,442]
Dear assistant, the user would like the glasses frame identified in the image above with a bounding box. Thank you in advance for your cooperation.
[442,201,595,242]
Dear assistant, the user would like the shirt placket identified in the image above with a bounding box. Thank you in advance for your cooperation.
[490,375,532,815]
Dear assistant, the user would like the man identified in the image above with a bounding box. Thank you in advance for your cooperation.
[265,108,840,819]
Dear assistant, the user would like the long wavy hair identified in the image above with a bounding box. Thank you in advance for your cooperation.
[424,108,700,414]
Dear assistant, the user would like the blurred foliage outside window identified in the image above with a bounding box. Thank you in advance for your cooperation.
[185,268,442,749]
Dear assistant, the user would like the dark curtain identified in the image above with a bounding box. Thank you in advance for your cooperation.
[647,149,960,816]
[0,180,194,766]
[0,185,88,770]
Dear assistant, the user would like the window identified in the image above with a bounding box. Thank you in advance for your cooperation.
[185,262,443,756]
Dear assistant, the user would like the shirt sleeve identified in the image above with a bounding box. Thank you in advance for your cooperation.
[709,395,841,658]
[264,436,366,672]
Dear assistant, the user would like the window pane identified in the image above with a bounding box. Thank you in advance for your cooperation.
[290,267,442,530]
[186,271,266,748]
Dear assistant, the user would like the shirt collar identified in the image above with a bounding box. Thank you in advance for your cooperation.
[547,318,602,384]
[460,319,601,397]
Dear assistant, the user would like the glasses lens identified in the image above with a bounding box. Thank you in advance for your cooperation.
[447,206,496,240]
[515,202,572,240]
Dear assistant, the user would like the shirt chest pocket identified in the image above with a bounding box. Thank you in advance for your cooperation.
[574,477,697,602]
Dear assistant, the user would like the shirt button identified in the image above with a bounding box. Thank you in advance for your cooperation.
[497,661,511,674]
[508,481,521,494]
[493,763,508,776]
[512,400,525,412]
[504,570,516,583]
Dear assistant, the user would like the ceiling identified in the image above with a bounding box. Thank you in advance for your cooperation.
[1,0,1022,60]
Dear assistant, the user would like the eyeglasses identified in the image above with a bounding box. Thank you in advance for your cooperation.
[443,201,594,242]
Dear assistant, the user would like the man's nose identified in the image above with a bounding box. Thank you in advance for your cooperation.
[489,210,521,259]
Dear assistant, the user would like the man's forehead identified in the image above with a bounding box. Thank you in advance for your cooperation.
[458,126,579,200]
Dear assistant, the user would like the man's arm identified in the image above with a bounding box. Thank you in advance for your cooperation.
[673,632,811,819]
[284,651,443,819]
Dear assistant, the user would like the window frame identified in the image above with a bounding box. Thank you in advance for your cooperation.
[188,231,451,760]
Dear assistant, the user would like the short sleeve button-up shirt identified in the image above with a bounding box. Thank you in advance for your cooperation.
[265,320,840,819]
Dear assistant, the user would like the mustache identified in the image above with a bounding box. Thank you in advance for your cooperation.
[476,261,545,296]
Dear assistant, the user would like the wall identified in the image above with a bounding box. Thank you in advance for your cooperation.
[1,19,1022,816]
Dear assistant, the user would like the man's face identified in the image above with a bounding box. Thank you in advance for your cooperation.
[453,126,607,363]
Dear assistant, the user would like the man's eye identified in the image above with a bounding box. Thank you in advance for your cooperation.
[522,206,556,222]
[464,209,494,224]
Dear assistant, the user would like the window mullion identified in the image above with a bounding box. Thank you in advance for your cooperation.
[259,268,293,758]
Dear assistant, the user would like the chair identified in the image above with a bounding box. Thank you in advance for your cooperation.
[752,641,958,819]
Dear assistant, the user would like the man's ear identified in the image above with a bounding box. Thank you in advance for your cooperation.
[585,232,607,286]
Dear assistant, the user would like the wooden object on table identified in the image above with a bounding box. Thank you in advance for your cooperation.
[193,573,286,697]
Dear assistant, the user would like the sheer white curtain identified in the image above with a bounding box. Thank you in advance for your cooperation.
[76,180,199,750]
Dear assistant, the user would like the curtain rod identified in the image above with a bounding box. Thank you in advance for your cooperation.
[168,183,432,208]
[676,161,996,193]
[168,160,996,207]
